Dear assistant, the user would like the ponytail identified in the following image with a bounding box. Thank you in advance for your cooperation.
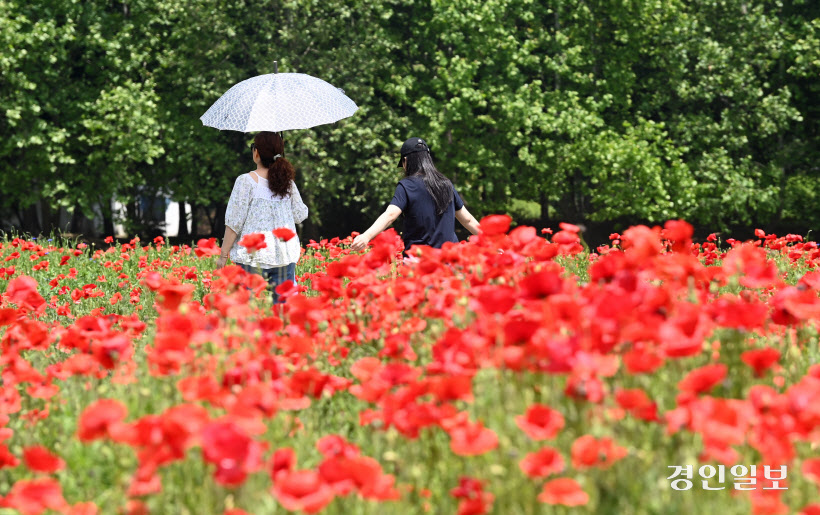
[254,132,294,197]
[265,155,295,197]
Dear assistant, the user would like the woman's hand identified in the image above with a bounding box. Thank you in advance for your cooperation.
[217,231,237,270]
[351,233,371,252]
[351,206,402,252]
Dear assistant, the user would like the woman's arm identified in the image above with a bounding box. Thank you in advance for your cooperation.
[455,206,480,235]
[290,181,309,223]
[218,176,252,269]
[351,205,402,252]
[216,226,239,269]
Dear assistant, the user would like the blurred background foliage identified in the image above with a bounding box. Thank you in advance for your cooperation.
[0,0,818,244]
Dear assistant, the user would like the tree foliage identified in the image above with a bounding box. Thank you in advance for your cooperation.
[0,0,818,239]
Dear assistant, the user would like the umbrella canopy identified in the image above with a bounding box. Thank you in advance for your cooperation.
[200,73,358,133]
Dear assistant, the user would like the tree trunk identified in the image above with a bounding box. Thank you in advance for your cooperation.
[40,201,58,235]
[213,203,227,239]
[539,190,551,229]
[299,210,321,242]
[775,14,788,223]
[573,167,585,222]
[554,0,561,92]
[17,203,40,235]
[70,208,83,235]
[100,198,116,238]
[177,201,189,240]
[202,205,217,236]
[189,202,200,237]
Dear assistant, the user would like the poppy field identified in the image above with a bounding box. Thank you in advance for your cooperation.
[1,216,819,515]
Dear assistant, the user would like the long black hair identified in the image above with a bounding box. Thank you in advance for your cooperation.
[404,148,454,216]
[254,131,294,197]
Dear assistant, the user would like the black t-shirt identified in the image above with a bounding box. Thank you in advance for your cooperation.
[389,176,465,252]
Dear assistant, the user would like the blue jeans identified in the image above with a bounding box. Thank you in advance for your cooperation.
[240,262,296,304]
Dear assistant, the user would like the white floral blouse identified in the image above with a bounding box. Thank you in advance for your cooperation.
[225,172,308,268]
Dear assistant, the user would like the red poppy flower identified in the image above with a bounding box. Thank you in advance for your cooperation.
[0,308,19,327]
[620,225,663,265]
[802,458,820,486]
[564,374,606,403]
[450,477,485,499]
[662,220,694,253]
[318,455,381,497]
[426,375,474,403]
[201,420,265,486]
[450,477,494,515]
[614,388,651,411]
[519,269,563,299]
[660,302,713,358]
[559,222,581,233]
[239,233,268,253]
[623,348,665,374]
[157,404,210,456]
[723,243,782,289]
[770,286,820,324]
[0,443,20,469]
[77,399,128,442]
[801,504,820,515]
[67,501,99,515]
[677,364,727,395]
[2,477,68,514]
[90,334,133,370]
[749,487,790,515]
[479,215,511,236]
[710,295,769,330]
[316,435,360,459]
[537,478,589,506]
[570,435,627,469]
[799,271,820,290]
[273,227,297,241]
[195,238,221,257]
[23,446,65,473]
[741,348,781,377]
[275,280,299,300]
[615,388,659,422]
[124,500,149,515]
[448,420,498,456]
[474,285,517,314]
[508,225,538,249]
[515,404,565,440]
[270,448,296,480]
[271,470,334,514]
[156,283,195,311]
[127,467,161,497]
[377,332,415,361]
[519,446,565,478]
[6,276,45,312]
[551,228,583,254]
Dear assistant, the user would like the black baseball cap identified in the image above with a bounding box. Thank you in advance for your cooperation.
[397,137,430,168]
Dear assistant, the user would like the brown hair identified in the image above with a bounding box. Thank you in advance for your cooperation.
[254,131,294,197]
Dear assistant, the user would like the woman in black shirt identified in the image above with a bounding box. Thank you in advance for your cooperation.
[351,137,480,253]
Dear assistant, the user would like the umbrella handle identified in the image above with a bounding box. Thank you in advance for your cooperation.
[274,61,283,149]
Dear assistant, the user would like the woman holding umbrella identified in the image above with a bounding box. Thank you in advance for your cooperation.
[351,137,480,254]
[217,131,308,303]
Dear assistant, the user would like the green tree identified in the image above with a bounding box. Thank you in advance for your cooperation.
[1,0,818,240]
